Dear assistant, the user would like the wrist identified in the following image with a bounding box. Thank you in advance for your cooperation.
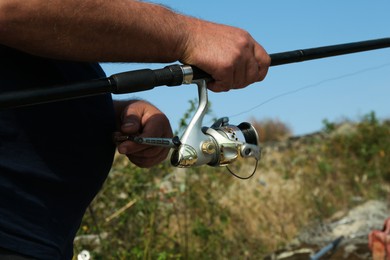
[177,15,203,65]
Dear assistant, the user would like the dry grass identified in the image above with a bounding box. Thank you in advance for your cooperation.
[75,112,390,259]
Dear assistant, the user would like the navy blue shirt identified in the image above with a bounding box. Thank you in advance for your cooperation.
[0,45,116,259]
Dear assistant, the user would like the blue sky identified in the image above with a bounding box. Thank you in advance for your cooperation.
[102,0,390,136]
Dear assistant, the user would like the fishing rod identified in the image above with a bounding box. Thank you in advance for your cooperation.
[1,37,389,175]
[1,37,389,110]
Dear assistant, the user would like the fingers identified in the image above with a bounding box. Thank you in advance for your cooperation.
[124,145,169,168]
[116,100,173,168]
[207,49,269,92]
[180,19,270,92]
[255,43,271,82]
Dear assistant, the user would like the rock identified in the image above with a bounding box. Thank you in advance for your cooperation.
[265,200,390,259]
[299,200,390,246]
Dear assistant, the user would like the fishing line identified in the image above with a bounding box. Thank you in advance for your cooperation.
[228,62,390,119]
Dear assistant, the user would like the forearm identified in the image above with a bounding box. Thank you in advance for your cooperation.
[0,0,271,92]
[0,0,190,62]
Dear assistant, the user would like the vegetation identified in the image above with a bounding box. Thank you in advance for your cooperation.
[251,117,292,142]
[74,111,390,259]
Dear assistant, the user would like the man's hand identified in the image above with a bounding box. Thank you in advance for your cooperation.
[180,19,271,92]
[116,100,173,168]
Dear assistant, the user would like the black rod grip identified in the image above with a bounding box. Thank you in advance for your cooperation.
[270,37,390,66]
[111,65,184,94]
[111,69,158,94]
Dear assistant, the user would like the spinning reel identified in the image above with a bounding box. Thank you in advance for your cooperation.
[114,67,261,178]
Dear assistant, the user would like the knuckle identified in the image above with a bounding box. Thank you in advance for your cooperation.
[262,54,271,67]
[219,60,234,72]
[235,30,253,50]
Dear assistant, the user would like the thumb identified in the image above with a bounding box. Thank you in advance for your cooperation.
[121,114,141,134]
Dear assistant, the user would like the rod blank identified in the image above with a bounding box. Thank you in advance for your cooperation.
[270,38,390,66]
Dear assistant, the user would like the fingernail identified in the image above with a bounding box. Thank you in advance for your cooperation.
[123,122,135,128]
[122,119,136,128]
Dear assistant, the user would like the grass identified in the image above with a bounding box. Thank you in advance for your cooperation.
[74,112,390,259]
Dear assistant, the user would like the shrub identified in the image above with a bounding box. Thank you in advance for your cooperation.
[250,117,292,143]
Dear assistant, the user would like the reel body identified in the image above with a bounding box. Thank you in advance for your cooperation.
[169,79,261,169]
